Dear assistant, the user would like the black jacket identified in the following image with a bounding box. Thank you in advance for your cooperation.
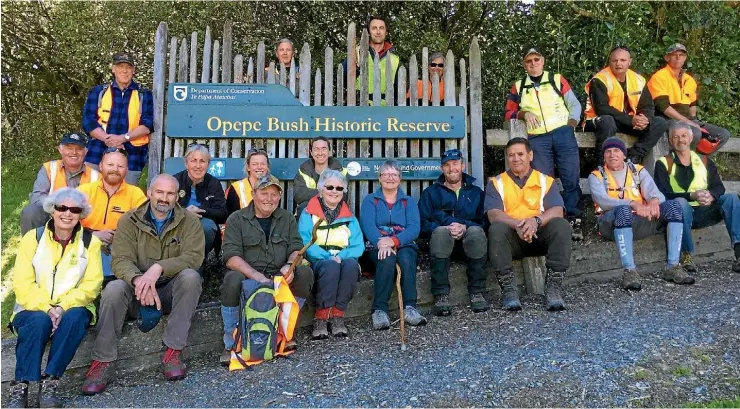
[653,153,725,202]
[174,170,228,224]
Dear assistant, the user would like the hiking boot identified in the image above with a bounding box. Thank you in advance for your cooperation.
[433,294,452,316]
[621,269,642,291]
[469,293,489,313]
[680,252,697,273]
[495,270,522,311]
[330,317,348,337]
[6,381,28,408]
[312,319,329,340]
[81,360,112,395]
[545,269,566,311]
[372,310,390,330]
[733,257,740,273]
[38,377,61,408]
[162,347,187,381]
[404,306,427,326]
[219,349,231,366]
[569,217,584,241]
[284,339,297,351]
[662,264,695,285]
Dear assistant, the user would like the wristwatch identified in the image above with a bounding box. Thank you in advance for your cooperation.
[533,216,542,228]
[124,133,131,141]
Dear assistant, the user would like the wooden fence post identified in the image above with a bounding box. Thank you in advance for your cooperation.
[149,22,168,184]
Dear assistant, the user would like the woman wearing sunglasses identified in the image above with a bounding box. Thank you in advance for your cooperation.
[406,52,446,104]
[298,170,363,339]
[8,188,103,408]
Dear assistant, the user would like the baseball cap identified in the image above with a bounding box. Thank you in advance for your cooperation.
[112,52,136,66]
[441,148,463,164]
[666,43,687,54]
[254,174,283,192]
[60,131,88,147]
[137,305,162,333]
[523,47,543,59]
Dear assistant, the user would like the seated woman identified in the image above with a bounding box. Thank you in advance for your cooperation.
[360,161,426,330]
[174,144,227,261]
[8,188,103,408]
[225,148,270,215]
[298,169,363,339]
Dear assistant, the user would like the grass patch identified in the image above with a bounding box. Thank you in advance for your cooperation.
[633,368,650,381]
[673,366,693,377]
[687,397,740,408]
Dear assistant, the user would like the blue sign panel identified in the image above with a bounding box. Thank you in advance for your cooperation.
[166,83,466,139]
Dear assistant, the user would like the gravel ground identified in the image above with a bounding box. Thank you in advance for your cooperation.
[55,259,740,407]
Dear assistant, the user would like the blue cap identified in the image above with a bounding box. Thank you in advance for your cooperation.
[441,149,463,164]
[137,305,162,333]
[60,131,88,147]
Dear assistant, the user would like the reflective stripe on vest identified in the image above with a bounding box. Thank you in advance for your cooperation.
[299,167,348,190]
[97,86,150,147]
[585,68,646,120]
[657,152,708,206]
[313,214,351,255]
[591,163,644,214]
[231,179,254,209]
[44,161,100,194]
[515,71,570,135]
[355,51,400,106]
[491,170,552,219]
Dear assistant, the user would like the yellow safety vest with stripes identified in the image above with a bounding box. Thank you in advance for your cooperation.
[491,169,554,219]
[657,152,708,206]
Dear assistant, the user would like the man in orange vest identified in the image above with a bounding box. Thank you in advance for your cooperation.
[20,131,100,234]
[82,52,153,185]
[647,43,731,156]
[584,46,668,164]
[485,137,572,312]
[589,137,693,291]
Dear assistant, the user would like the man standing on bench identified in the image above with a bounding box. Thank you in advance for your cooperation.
[485,137,571,311]
[504,47,585,241]
[654,122,740,274]
[293,136,346,216]
[589,137,694,291]
[584,46,667,165]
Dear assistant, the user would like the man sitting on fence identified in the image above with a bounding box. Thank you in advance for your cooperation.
[589,137,694,291]
[21,131,100,235]
[485,137,570,312]
[584,46,667,164]
[504,47,585,241]
[654,122,740,274]
[419,148,488,316]
[77,148,147,284]
[81,174,204,394]
[293,136,346,216]
[647,43,731,157]
[219,174,314,365]
[82,52,153,185]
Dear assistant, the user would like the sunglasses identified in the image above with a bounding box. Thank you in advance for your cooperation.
[430,63,444,68]
[54,205,84,214]
[248,148,267,155]
[103,147,128,157]
[324,185,345,192]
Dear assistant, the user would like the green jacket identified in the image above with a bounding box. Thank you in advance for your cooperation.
[111,201,205,286]
[292,157,346,213]
[222,203,303,276]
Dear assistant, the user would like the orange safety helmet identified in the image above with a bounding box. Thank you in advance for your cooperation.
[696,128,720,155]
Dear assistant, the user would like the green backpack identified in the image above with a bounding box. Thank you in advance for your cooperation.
[233,279,280,365]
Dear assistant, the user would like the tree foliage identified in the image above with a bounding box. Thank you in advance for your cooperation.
[2,1,739,160]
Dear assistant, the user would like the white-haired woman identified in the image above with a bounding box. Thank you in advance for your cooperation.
[298,169,363,339]
[174,144,227,262]
[8,188,103,408]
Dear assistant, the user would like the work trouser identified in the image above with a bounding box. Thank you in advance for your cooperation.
[91,269,202,362]
[219,266,314,307]
[313,258,360,311]
[529,125,583,218]
[586,115,668,162]
[676,195,740,254]
[488,218,572,273]
[368,246,418,313]
[429,226,488,295]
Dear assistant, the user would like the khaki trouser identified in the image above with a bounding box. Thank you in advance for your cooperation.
[91,269,202,362]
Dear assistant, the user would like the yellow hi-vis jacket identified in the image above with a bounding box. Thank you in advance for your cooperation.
[657,152,708,206]
[514,71,570,135]
[585,67,646,120]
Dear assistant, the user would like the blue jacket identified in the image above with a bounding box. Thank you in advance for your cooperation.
[298,197,364,263]
[360,188,420,249]
[419,173,486,237]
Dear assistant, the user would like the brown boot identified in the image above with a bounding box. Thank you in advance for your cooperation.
[330,308,348,337]
[81,360,112,396]
[680,252,697,273]
[662,264,695,285]
[621,269,642,291]
[219,349,231,366]
[162,348,187,381]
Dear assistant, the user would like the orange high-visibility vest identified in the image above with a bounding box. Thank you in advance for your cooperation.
[591,162,645,214]
[230,178,254,209]
[43,161,100,194]
[491,169,554,219]
[585,67,646,120]
[647,65,697,107]
[97,86,149,147]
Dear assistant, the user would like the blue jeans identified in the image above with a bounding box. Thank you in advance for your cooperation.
[369,246,418,313]
[677,194,740,254]
[529,125,583,218]
[101,251,113,277]
[201,218,219,256]
[12,307,91,381]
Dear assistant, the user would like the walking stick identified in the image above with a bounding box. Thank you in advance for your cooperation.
[286,218,323,280]
[396,263,407,351]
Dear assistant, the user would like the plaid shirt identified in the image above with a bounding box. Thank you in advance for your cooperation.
[82,79,154,171]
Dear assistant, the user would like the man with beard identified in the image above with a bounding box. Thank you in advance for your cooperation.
[21,131,100,234]
[81,174,205,394]
[419,149,487,316]
[293,136,346,216]
[77,148,146,283]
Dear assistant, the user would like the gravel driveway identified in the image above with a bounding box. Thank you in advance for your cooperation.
[59,259,740,407]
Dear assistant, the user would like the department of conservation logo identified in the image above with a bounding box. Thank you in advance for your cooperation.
[173,85,188,102]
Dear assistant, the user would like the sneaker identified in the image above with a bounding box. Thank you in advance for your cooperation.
[621,269,642,291]
[38,377,61,408]
[404,306,427,326]
[569,217,584,241]
[330,317,348,337]
[312,319,329,340]
[162,348,187,381]
[372,310,391,330]
[680,252,697,273]
[662,264,695,285]
[433,294,452,316]
[6,381,28,408]
[469,293,489,313]
[733,257,740,273]
[219,349,231,366]
[81,360,112,395]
